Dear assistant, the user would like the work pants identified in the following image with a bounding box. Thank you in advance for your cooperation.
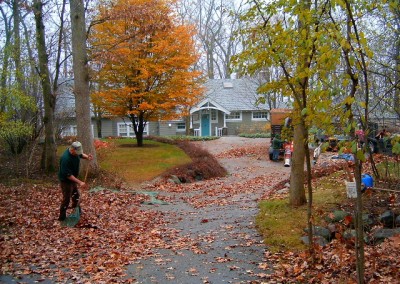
[59,181,80,220]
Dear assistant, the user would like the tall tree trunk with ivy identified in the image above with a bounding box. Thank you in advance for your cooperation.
[33,0,57,173]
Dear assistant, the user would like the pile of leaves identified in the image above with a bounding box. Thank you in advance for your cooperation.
[161,140,227,183]
[144,167,286,209]
[0,183,187,283]
[215,143,267,159]
[259,236,400,283]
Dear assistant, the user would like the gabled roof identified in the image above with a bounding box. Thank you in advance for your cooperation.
[191,97,230,114]
[198,78,268,112]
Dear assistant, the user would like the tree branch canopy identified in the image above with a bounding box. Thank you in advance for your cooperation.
[89,0,203,127]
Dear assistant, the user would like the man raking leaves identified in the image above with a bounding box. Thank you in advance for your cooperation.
[58,141,92,225]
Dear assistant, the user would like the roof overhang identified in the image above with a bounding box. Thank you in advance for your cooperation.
[190,98,230,115]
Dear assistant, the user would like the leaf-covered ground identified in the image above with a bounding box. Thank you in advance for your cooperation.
[0,183,180,283]
[1,137,399,283]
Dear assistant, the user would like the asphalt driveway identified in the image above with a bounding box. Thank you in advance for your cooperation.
[127,137,291,283]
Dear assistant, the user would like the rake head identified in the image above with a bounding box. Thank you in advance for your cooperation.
[61,206,81,227]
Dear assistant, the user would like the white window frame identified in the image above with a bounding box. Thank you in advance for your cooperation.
[176,122,186,132]
[211,109,218,122]
[225,111,242,121]
[61,125,94,137]
[117,122,148,137]
[117,123,130,137]
[192,113,200,123]
[252,111,269,121]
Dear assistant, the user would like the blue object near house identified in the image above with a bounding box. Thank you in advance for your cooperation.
[361,174,374,188]
[331,153,354,161]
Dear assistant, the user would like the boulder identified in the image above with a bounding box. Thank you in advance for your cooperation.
[343,229,356,240]
[300,235,329,247]
[362,213,376,230]
[304,225,332,241]
[342,229,370,244]
[396,215,400,227]
[372,228,400,244]
[380,210,395,228]
[325,210,350,223]
[168,175,182,184]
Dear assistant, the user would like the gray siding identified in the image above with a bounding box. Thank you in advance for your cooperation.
[148,123,159,136]
[159,121,177,136]
[239,111,267,134]
[100,119,114,138]
[158,121,187,136]
[226,111,267,135]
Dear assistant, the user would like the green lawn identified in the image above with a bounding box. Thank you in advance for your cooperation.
[58,138,192,186]
[100,138,191,185]
[256,172,347,252]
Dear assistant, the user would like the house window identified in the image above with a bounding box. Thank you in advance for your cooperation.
[117,122,148,137]
[61,125,77,137]
[118,123,129,137]
[61,125,94,137]
[225,111,242,121]
[252,111,269,121]
[192,113,200,122]
[177,122,186,132]
[211,109,218,122]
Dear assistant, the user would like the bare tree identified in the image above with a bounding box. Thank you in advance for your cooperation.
[176,0,245,79]
[0,4,12,112]
[391,2,400,119]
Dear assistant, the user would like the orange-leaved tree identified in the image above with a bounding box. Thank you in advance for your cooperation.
[89,0,203,146]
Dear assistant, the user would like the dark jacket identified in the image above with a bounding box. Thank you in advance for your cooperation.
[272,136,282,150]
[58,148,81,182]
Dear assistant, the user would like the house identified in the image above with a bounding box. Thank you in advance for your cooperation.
[189,78,269,136]
[59,78,273,138]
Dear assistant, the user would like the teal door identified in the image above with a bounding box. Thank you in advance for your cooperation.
[201,114,210,136]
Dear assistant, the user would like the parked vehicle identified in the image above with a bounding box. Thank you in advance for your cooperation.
[269,109,293,164]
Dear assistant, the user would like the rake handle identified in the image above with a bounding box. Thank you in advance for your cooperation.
[84,162,90,183]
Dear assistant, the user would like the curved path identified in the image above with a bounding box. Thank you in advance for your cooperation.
[127,137,290,283]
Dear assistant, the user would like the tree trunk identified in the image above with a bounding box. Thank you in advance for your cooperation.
[354,158,365,284]
[136,131,144,147]
[302,117,315,259]
[93,105,102,138]
[12,0,23,96]
[0,7,11,112]
[343,5,366,281]
[288,0,309,208]
[96,117,102,138]
[207,45,214,79]
[70,0,98,174]
[33,0,57,173]
[289,121,307,206]
[22,20,41,138]
[395,17,400,119]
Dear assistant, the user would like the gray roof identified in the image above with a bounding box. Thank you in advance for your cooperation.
[203,79,267,111]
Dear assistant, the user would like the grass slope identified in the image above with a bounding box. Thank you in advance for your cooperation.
[98,138,192,185]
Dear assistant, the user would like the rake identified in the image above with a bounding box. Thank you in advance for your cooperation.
[61,164,89,227]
